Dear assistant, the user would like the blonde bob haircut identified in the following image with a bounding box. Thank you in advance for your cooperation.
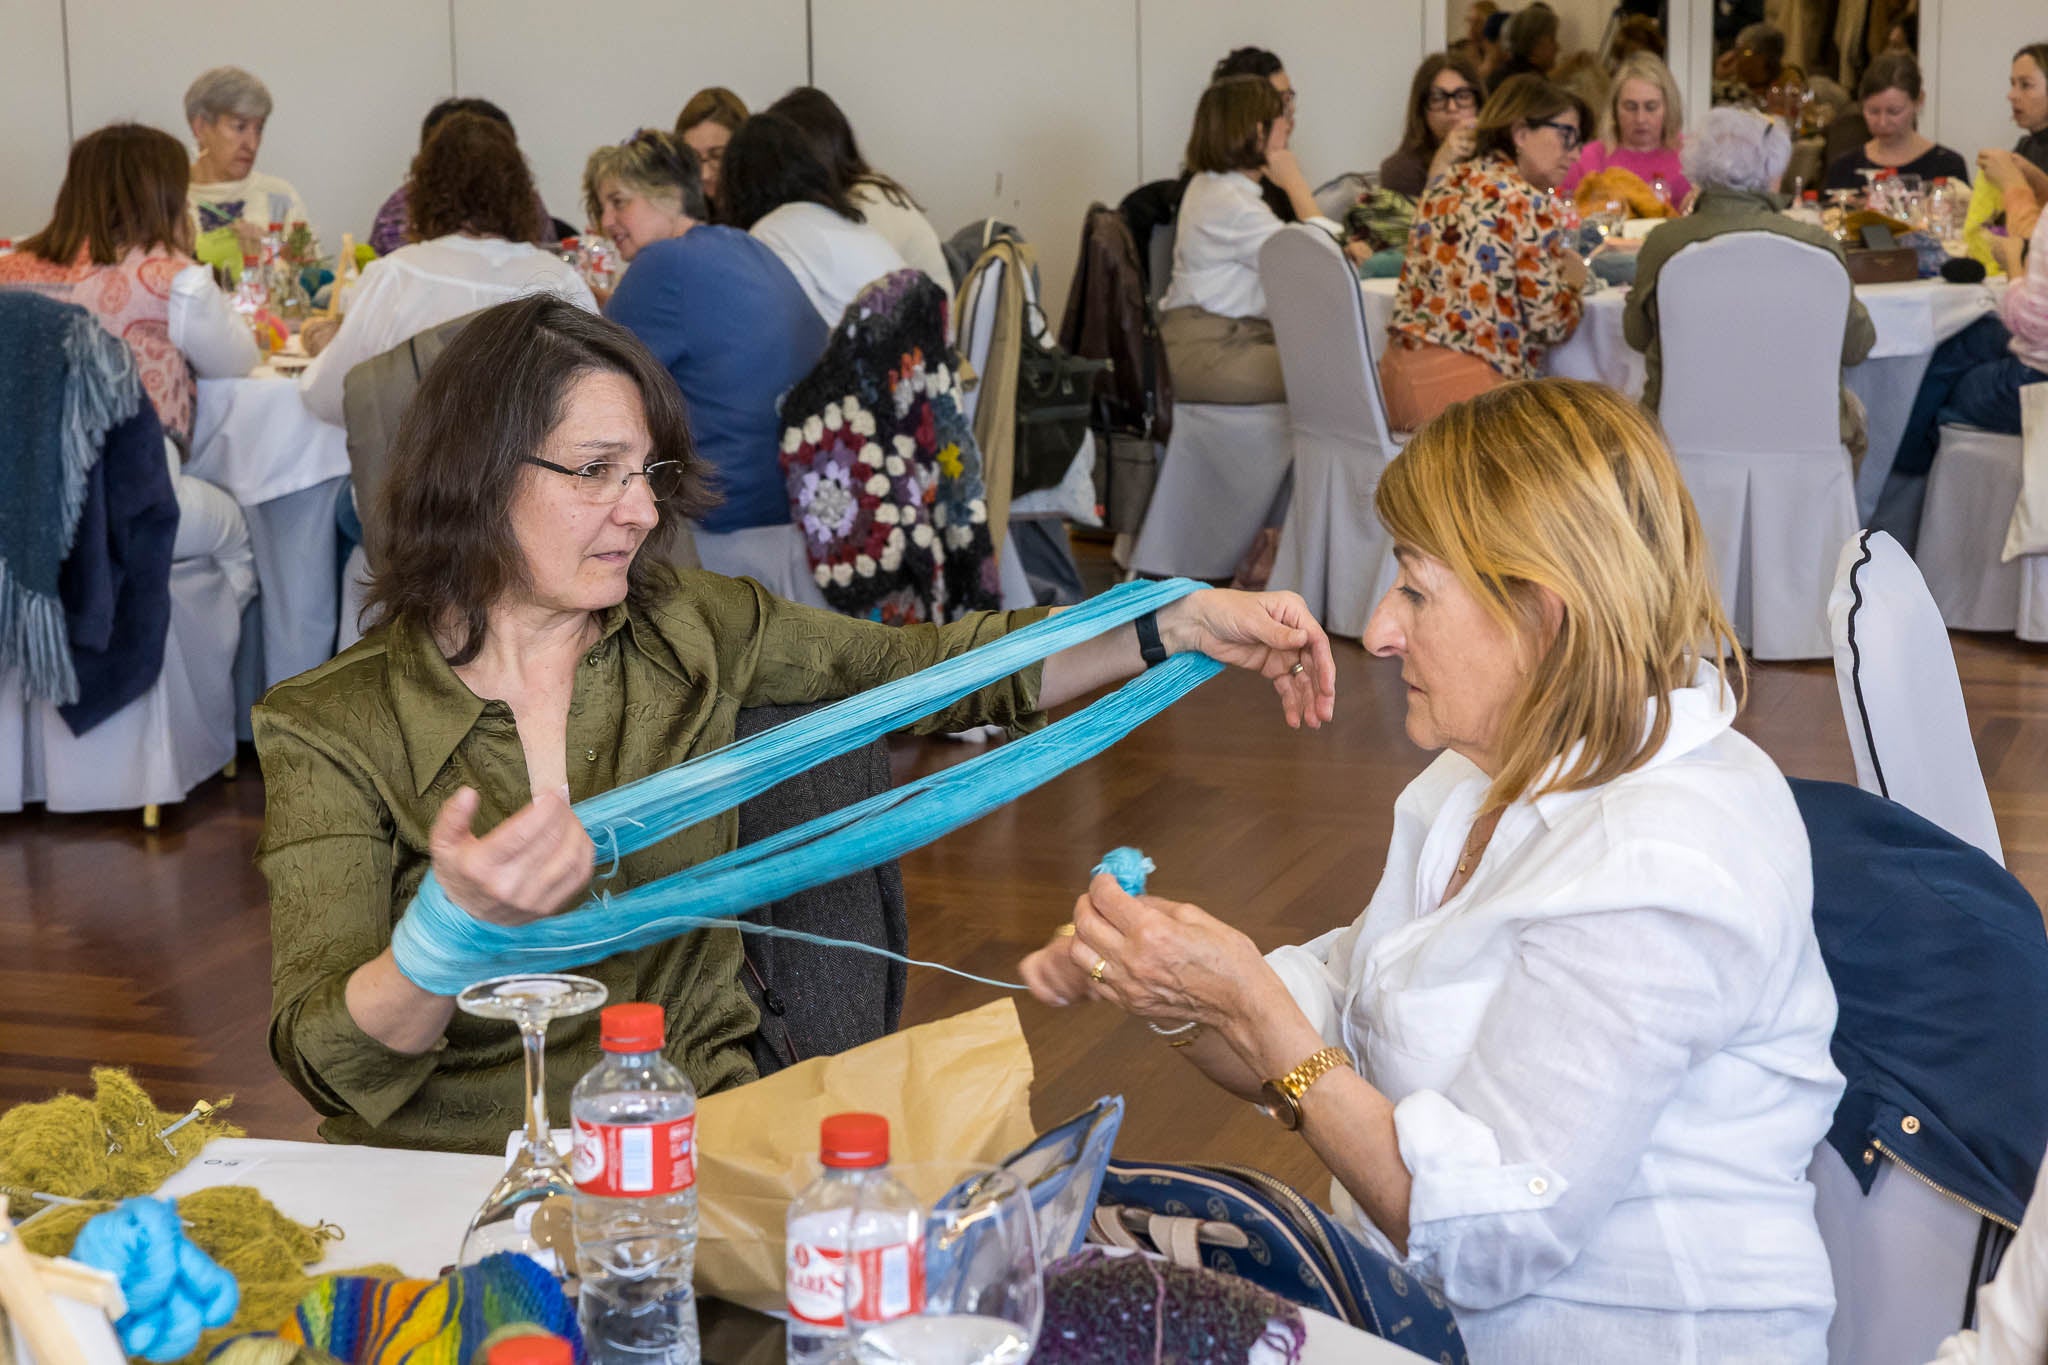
[1604,51,1684,149]
[1374,378,1744,812]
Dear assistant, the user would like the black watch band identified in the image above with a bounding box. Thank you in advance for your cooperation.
[1134,610,1169,668]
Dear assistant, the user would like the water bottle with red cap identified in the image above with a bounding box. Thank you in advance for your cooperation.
[572,1002,700,1364]
[785,1113,923,1364]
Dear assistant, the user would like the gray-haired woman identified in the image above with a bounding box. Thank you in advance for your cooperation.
[185,65,313,258]
[1622,105,1874,457]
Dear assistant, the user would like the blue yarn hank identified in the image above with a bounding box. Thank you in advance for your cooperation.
[69,1197,238,1362]
[1093,848,1154,896]
[392,579,1213,995]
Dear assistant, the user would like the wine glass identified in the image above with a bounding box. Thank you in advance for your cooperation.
[456,972,609,1278]
[844,1164,1041,1365]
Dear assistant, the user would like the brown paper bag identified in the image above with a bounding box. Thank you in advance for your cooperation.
[693,999,1038,1312]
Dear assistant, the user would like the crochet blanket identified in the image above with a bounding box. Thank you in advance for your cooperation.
[0,292,144,705]
[779,268,1000,624]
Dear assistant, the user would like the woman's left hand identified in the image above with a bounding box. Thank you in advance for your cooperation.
[1979,147,2025,191]
[1156,588,1337,728]
[1064,873,1271,1028]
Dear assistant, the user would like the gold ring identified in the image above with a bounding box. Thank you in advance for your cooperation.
[1054,924,1077,938]
[1089,957,1108,983]
[1289,661,1306,676]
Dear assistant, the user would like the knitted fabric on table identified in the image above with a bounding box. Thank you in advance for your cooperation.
[280,1254,579,1365]
[778,267,1000,624]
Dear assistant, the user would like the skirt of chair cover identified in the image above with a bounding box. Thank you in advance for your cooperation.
[1916,425,2048,640]
[1130,402,1293,582]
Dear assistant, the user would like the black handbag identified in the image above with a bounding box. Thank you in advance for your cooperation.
[1014,301,1110,497]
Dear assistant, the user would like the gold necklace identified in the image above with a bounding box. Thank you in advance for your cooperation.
[1455,817,1494,878]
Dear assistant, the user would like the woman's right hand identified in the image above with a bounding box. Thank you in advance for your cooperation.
[1429,126,1478,181]
[1020,928,1095,1007]
[1264,146,1311,196]
[1558,248,1591,291]
[429,786,595,925]
[1979,147,2026,192]
[231,218,266,258]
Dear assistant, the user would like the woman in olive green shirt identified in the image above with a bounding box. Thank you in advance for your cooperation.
[253,295,1337,1151]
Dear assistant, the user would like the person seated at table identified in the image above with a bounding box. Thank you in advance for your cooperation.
[251,292,1335,1150]
[1448,1,1497,66]
[1378,53,1484,199]
[1561,52,1690,210]
[1625,107,1874,458]
[367,98,566,257]
[296,113,593,425]
[1489,4,1560,94]
[1607,13,1665,65]
[0,122,258,604]
[1212,46,1302,225]
[1891,149,2048,480]
[584,130,827,576]
[716,111,908,328]
[675,86,749,212]
[2008,43,2048,177]
[766,87,951,288]
[183,66,313,268]
[1020,378,1844,1365]
[1711,22,1802,115]
[1157,75,1337,406]
[1382,75,1589,431]
[1823,53,1969,191]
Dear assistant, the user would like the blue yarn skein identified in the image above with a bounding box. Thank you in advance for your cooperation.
[1093,848,1154,896]
[70,1197,238,1362]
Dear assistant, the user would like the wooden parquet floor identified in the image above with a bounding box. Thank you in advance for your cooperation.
[6,543,2048,1199]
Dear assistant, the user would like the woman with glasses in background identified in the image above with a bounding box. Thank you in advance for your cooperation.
[1379,53,1485,199]
[1382,75,1591,431]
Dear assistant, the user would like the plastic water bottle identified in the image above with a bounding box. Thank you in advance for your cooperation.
[786,1114,923,1364]
[573,1003,701,1365]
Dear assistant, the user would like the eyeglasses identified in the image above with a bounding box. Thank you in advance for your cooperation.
[1425,87,1480,111]
[523,456,686,503]
[1532,118,1583,150]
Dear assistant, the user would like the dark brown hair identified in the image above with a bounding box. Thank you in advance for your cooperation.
[769,86,920,212]
[716,111,864,229]
[21,123,191,266]
[363,295,715,664]
[1397,52,1485,160]
[1859,50,1924,102]
[676,86,749,137]
[1473,74,1592,162]
[406,112,540,244]
[1184,75,1286,175]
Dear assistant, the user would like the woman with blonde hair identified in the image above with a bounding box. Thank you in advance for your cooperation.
[1022,378,1843,1363]
[1561,50,1690,207]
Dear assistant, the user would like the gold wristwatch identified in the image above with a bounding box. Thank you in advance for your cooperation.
[1258,1045,1351,1131]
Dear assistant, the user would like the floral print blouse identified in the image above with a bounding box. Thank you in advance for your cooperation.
[1389,153,1583,380]
[0,246,197,437]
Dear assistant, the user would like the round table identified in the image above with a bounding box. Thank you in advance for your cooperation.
[190,362,350,690]
[1358,273,1998,523]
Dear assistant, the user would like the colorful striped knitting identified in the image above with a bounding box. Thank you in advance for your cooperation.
[278,1253,578,1365]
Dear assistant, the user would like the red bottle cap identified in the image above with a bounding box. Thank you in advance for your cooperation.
[561,236,580,249]
[485,1334,571,1365]
[599,1002,664,1052]
[820,1113,890,1168]
[242,255,259,266]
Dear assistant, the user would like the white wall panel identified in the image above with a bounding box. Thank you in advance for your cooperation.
[1139,1,1426,196]
[0,0,72,235]
[454,0,806,240]
[811,0,1141,318]
[1927,0,2043,157]
[65,0,451,252]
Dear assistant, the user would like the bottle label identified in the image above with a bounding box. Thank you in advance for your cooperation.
[572,1114,695,1196]
[785,1236,924,1328]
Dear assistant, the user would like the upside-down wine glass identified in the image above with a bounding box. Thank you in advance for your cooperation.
[455,972,609,1278]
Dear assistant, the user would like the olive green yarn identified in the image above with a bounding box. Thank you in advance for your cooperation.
[0,1067,244,1213]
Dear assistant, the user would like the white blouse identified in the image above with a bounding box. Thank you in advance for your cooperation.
[297,234,596,424]
[1160,170,1338,319]
[848,181,951,291]
[749,201,909,329]
[1267,665,1844,1363]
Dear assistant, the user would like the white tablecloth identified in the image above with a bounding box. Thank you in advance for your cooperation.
[190,368,350,688]
[1358,274,1998,521]
[154,1138,1424,1362]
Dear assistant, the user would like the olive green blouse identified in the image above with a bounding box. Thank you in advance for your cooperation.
[253,570,1049,1151]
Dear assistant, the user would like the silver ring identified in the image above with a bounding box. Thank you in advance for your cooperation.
[1288,662,1306,676]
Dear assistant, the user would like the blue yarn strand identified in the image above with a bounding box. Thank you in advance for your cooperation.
[391,580,1214,994]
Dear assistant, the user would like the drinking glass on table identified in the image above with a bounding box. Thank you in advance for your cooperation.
[843,1164,1042,1365]
[455,972,609,1278]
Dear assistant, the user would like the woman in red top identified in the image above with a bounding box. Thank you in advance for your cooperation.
[1382,76,1590,431]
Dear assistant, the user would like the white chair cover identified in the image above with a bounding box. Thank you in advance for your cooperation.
[1128,402,1293,581]
[1827,530,2004,864]
[336,543,371,653]
[692,524,831,608]
[0,556,240,814]
[1259,225,1400,637]
[1656,231,1861,660]
[1810,1141,1988,1365]
[1916,425,2048,640]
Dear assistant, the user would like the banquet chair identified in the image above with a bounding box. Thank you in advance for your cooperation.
[1259,224,1401,637]
[1913,389,2048,640]
[1654,231,1861,659]
[1826,529,2003,864]
[0,299,241,824]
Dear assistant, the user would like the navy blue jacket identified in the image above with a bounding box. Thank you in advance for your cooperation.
[1792,778,2048,1226]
